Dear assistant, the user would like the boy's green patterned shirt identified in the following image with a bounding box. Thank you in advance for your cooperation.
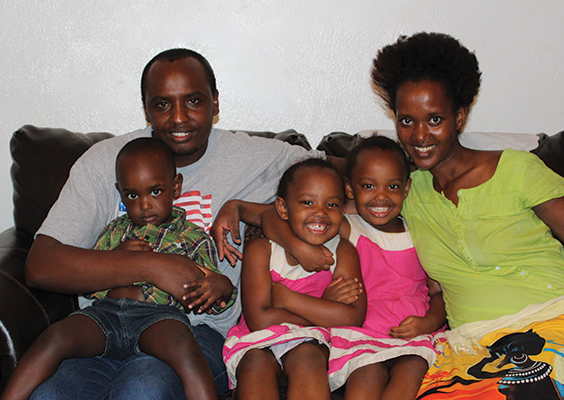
[87,206,236,314]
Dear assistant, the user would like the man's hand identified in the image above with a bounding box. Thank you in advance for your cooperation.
[182,266,234,314]
[210,200,243,266]
[388,315,434,339]
[322,277,363,304]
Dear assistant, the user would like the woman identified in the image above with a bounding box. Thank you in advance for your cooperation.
[371,32,564,398]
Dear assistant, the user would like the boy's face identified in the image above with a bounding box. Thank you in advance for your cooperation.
[116,152,183,227]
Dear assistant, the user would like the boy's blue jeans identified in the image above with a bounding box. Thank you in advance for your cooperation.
[30,323,228,399]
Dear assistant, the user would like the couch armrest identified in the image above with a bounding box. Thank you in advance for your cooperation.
[0,228,78,390]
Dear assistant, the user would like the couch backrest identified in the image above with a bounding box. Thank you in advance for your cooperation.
[531,131,564,177]
[10,125,114,238]
[9,126,313,239]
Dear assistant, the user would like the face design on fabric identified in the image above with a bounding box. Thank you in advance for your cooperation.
[394,79,467,173]
[116,151,183,227]
[346,148,410,233]
[143,58,219,168]
[276,167,345,247]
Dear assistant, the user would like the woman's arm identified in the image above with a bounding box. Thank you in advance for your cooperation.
[241,237,311,331]
[533,196,564,243]
[271,239,367,328]
[424,277,447,330]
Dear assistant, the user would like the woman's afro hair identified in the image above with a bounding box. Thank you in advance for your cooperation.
[371,32,481,112]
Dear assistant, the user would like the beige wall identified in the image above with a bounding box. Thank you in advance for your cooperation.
[1,0,563,231]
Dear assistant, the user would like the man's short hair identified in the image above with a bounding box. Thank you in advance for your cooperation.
[141,48,217,105]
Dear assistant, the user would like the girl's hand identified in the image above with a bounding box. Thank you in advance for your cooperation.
[113,238,153,252]
[210,200,243,266]
[322,277,363,304]
[297,243,335,272]
[182,267,234,314]
[388,315,433,339]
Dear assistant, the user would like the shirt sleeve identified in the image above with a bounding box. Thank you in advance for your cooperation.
[518,151,564,208]
[92,221,115,251]
[36,140,123,248]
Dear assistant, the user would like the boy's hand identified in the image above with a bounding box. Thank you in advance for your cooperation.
[322,277,363,304]
[388,315,433,339]
[182,266,234,314]
[113,238,153,252]
[210,201,243,266]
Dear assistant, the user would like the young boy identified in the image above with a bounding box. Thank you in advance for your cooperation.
[2,138,231,400]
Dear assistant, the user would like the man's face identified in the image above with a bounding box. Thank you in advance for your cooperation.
[143,58,219,167]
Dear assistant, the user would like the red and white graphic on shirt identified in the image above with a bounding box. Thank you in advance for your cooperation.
[173,190,213,232]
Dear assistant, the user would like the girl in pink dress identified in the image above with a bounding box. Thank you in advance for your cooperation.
[328,135,447,399]
[222,158,366,400]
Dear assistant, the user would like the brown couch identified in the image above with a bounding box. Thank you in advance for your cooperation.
[1,124,563,396]
[0,125,313,397]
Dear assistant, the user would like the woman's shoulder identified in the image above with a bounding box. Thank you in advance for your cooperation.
[494,148,546,178]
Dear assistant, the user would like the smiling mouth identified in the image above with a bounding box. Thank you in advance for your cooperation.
[414,145,435,153]
[171,131,193,139]
[369,206,391,216]
[306,222,330,234]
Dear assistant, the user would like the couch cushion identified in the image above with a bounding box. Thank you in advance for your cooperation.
[316,132,362,158]
[239,129,312,150]
[10,125,114,238]
[532,131,564,177]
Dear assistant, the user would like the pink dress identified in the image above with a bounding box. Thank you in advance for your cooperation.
[223,237,340,388]
[328,215,445,390]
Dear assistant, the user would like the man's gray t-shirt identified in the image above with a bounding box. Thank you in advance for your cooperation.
[37,126,323,336]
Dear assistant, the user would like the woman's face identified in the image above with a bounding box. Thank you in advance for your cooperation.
[394,80,467,172]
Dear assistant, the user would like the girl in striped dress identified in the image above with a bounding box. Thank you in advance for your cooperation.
[223,158,366,400]
[328,135,446,399]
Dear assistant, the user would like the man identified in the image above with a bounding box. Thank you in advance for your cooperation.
[25,48,323,398]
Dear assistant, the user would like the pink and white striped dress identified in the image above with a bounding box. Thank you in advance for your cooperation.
[328,214,445,391]
[223,237,340,388]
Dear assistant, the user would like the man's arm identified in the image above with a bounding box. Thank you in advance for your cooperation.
[26,234,204,309]
[210,199,273,265]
